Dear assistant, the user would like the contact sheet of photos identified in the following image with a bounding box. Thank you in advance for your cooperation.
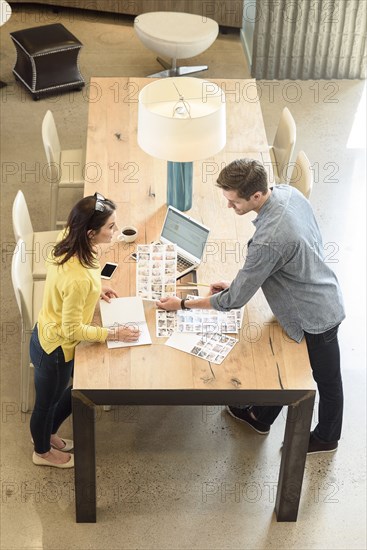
[189,333,238,364]
[177,294,242,334]
[156,295,243,337]
[156,310,177,337]
[165,331,238,365]
[136,243,177,301]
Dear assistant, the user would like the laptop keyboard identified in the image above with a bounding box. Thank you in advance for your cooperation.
[177,255,193,272]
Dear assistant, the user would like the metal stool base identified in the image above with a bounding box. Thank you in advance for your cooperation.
[147,56,208,78]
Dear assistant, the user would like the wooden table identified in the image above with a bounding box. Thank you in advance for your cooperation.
[73,78,316,523]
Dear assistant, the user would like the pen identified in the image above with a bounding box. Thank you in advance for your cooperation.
[176,282,210,287]
[107,321,145,326]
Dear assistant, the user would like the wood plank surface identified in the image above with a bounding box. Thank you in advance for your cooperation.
[75,78,315,393]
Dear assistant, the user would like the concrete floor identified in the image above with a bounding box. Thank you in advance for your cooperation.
[0,5,366,549]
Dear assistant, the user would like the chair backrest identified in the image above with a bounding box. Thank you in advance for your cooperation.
[12,190,33,242]
[273,107,296,182]
[42,110,61,181]
[289,151,313,199]
[11,239,34,329]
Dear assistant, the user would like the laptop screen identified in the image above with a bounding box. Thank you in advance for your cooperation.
[161,207,210,260]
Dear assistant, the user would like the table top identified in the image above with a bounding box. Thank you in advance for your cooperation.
[74,77,314,393]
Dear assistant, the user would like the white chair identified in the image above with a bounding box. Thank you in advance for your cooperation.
[269,107,296,184]
[42,110,84,229]
[134,12,218,77]
[289,151,313,199]
[11,239,45,412]
[12,190,59,280]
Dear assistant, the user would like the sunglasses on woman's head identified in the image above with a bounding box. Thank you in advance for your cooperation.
[94,192,106,212]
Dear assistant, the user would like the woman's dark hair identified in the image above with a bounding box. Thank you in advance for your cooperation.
[216,159,268,200]
[53,194,116,268]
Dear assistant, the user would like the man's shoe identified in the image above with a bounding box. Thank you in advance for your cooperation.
[307,432,338,455]
[226,406,270,434]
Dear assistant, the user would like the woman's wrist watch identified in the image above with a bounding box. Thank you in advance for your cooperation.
[181,298,189,310]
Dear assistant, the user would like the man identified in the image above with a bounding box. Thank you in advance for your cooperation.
[157,159,345,454]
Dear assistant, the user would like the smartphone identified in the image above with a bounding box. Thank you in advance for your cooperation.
[101,262,118,279]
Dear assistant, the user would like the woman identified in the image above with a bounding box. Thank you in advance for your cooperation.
[30,192,139,468]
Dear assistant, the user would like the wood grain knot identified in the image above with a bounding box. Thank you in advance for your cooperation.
[201,376,215,383]
[231,378,241,387]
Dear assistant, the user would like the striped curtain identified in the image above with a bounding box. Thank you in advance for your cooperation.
[252,0,366,79]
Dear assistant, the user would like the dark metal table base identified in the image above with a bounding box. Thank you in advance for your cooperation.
[72,389,315,523]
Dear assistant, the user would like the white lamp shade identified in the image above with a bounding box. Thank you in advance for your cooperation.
[137,77,226,162]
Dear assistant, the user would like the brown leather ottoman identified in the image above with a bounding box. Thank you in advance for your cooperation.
[10,23,85,100]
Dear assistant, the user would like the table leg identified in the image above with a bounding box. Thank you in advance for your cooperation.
[72,390,96,522]
[275,391,315,521]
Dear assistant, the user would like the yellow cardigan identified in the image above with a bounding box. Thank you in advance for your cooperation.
[37,253,108,361]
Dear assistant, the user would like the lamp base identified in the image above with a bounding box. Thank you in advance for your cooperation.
[167,161,193,211]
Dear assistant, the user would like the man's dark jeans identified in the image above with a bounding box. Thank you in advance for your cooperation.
[30,325,73,454]
[250,325,343,442]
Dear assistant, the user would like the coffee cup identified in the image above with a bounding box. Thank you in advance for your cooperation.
[117,226,138,243]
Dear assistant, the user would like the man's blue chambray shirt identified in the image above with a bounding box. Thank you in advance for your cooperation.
[210,184,345,342]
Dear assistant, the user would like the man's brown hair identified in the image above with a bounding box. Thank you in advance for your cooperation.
[216,159,268,200]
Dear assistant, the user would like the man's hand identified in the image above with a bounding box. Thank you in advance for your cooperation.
[101,286,118,303]
[209,280,231,295]
[156,296,181,311]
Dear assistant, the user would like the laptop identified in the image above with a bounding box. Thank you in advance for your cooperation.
[159,206,210,279]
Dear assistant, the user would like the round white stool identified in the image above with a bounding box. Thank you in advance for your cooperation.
[134,12,219,77]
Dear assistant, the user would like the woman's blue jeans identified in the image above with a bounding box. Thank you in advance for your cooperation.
[248,325,343,443]
[30,325,73,454]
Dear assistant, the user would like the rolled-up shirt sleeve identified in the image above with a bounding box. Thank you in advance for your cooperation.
[60,280,108,343]
[210,242,282,311]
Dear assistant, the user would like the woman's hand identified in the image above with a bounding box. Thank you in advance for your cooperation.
[107,324,141,342]
[156,296,181,311]
[209,280,231,295]
[101,286,118,303]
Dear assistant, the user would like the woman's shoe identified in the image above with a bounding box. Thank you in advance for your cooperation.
[51,438,74,452]
[32,452,74,468]
[31,437,74,452]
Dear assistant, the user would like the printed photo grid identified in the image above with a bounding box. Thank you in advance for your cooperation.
[156,310,176,337]
[136,243,177,301]
[165,331,238,365]
[155,295,243,337]
[189,333,238,364]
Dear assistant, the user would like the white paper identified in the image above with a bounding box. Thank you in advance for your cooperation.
[136,243,177,301]
[156,295,244,337]
[181,294,243,333]
[165,331,237,365]
[156,309,177,337]
[100,297,152,348]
